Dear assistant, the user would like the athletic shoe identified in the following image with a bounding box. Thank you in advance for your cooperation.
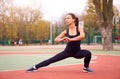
[26,66,38,72]
[82,68,93,73]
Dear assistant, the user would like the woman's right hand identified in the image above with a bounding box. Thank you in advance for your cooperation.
[63,37,70,43]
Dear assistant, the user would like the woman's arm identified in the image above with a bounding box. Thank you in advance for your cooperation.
[54,30,66,42]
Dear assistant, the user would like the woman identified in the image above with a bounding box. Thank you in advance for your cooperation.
[26,13,93,73]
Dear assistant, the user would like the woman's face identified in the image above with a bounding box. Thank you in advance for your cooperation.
[65,14,75,26]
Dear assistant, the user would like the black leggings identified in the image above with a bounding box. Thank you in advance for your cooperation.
[35,50,91,69]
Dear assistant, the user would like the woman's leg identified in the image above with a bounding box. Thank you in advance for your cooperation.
[73,50,92,68]
[73,50,93,72]
[35,51,70,69]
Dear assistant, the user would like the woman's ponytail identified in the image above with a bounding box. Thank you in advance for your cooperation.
[75,17,79,27]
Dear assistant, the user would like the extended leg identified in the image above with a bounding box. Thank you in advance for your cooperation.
[26,51,70,72]
[35,51,70,68]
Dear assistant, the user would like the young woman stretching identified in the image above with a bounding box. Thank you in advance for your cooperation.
[26,13,93,73]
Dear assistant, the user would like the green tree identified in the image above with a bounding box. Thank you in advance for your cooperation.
[34,20,49,42]
[82,1,98,44]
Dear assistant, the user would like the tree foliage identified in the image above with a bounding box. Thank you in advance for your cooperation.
[0,0,50,44]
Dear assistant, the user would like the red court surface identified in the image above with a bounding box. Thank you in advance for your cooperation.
[0,55,120,79]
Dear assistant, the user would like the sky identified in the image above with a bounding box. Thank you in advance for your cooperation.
[39,0,88,21]
[13,0,120,22]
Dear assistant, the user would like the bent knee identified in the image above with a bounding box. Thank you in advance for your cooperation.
[86,50,92,57]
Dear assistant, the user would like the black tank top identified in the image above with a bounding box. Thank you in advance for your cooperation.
[64,27,81,54]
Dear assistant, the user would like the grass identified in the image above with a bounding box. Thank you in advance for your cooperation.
[0,45,120,72]
[0,54,88,71]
